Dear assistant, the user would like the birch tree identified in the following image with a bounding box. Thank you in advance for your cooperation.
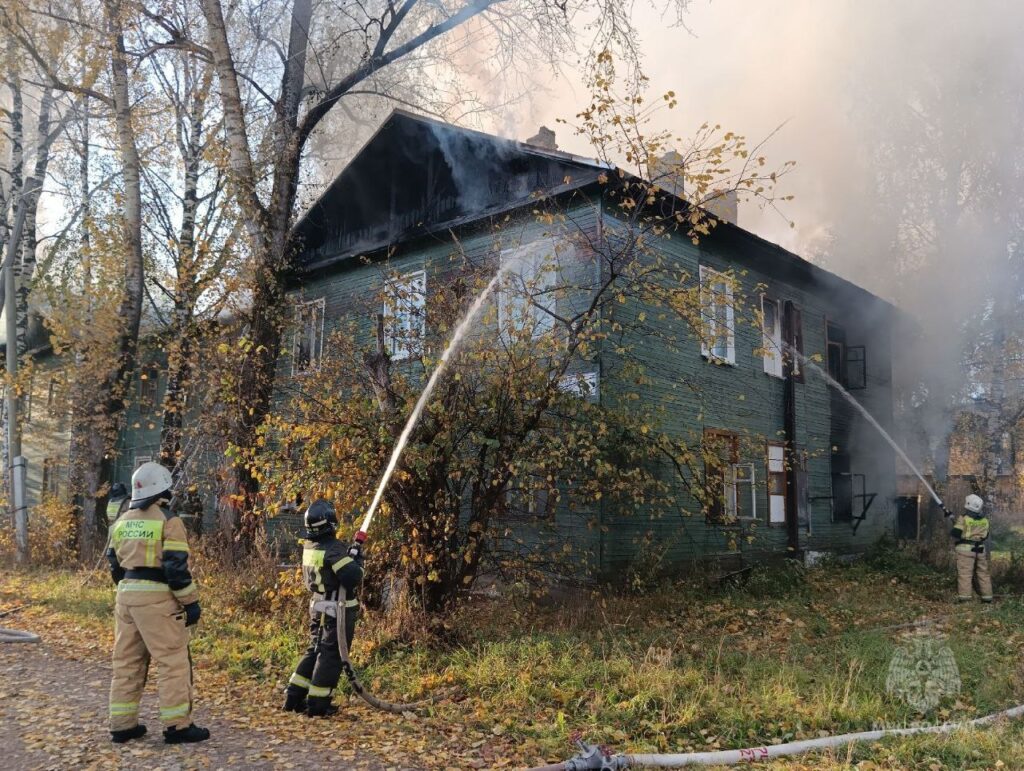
[161,0,693,537]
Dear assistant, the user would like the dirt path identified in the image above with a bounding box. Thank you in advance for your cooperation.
[0,641,405,770]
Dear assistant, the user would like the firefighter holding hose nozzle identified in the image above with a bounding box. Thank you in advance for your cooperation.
[951,494,993,603]
[283,499,365,717]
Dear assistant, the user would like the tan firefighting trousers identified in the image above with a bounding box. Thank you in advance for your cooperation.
[956,548,993,601]
[109,592,193,730]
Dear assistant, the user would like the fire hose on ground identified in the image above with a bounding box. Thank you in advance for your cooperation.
[312,588,434,715]
[526,703,1024,769]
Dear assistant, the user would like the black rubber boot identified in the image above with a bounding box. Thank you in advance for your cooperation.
[306,697,338,718]
[163,724,211,744]
[111,724,147,744]
[282,692,307,713]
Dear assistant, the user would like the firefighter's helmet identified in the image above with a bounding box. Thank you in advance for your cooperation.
[130,462,173,508]
[304,499,338,538]
[965,494,984,515]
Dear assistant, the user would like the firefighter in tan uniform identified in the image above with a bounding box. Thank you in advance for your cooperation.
[106,462,210,744]
[951,494,993,603]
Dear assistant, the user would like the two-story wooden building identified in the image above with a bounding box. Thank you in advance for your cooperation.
[280,109,899,574]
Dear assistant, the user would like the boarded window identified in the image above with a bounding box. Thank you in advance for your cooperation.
[699,266,736,364]
[383,270,426,361]
[292,298,325,375]
[762,297,783,377]
[767,442,787,524]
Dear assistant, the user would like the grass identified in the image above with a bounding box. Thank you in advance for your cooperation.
[4,547,1024,768]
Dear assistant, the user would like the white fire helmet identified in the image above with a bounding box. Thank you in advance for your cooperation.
[965,494,984,515]
[131,461,174,503]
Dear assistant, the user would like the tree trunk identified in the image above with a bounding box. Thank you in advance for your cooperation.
[15,89,55,356]
[74,0,148,559]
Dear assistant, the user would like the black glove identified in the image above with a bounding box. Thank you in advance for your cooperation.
[347,542,362,560]
[184,602,201,627]
[942,506,954,518]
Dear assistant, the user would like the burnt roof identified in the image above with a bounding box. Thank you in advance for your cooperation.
[292,109,609,270]
[293,109,892,311]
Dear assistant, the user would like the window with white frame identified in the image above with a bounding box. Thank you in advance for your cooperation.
[557,371,599,398]
[292,298,325,375]
[762,297,783,378]
[767,442,787,524]
[699,265,735,364]
[383,270,426,361]
[498,239,562,338]
[703,430,756,522]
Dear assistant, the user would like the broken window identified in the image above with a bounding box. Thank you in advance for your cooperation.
[383,270,426,361]
[767,442,787,525]
[826,321,846,385]
[292,298,325,375]
[762,297,783,378]
[699,266,736,364]
[846,346,866,390]
[831,451,853,522]
[498,239,563,339]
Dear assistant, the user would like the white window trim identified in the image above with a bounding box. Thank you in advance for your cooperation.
[498,239,563,339]
[292,297,326,376]
[727,462,758,520]
[762,296,783,378]
[383,270,427,361]
[767,442,786,524]
[699,265,736,365]
[557,370,599,398]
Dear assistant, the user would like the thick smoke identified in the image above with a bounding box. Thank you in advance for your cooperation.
[496,0,1024,475]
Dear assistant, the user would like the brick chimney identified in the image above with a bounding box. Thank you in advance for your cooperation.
[652,150,684,196]
[706,189,739,225]
[524,126,558,151]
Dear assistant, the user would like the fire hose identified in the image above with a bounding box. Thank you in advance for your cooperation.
[312,588,434,715]
[526,703,1024,769]
[0,605,39,644]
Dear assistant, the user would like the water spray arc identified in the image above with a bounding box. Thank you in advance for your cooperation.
[338,259,519,713]
[528,342,970,768]
[354,258,518,544]
[786,345,949,513]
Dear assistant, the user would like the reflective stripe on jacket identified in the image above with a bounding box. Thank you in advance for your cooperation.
[301,536,364,598]
[106,504,198,604]
[952,513,989,553]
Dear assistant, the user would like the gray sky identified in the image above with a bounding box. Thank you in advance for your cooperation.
[482,0,1023,296]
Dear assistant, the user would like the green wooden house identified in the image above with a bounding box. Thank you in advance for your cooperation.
[281,110,899,574]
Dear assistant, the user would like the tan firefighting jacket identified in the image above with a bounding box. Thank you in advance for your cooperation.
[106,504,199,606]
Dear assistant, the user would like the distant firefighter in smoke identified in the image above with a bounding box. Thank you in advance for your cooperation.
[950,494,993,603]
